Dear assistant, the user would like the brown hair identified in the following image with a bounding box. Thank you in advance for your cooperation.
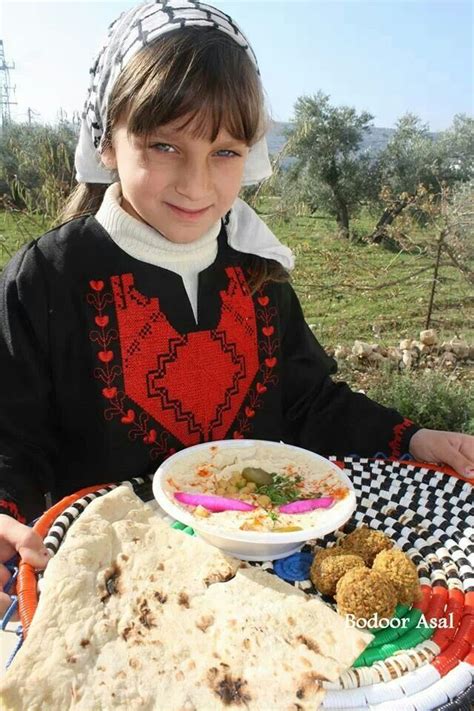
[59,27,289,292]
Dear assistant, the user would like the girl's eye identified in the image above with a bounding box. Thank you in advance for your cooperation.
[150,143,176,153]
[149,144,239,158]
[215,150,240,158]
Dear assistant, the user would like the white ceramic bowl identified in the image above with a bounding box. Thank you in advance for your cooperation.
[153,439,356,561]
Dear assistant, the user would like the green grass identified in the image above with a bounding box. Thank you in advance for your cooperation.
[260,203,473,347]
[1,205,473,348]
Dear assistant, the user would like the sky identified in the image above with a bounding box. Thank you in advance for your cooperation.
[1,0,472,131]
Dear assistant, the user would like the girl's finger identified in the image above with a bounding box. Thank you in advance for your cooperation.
[17,544,51,570]
[0,516,49,568]
[445,451,474,478]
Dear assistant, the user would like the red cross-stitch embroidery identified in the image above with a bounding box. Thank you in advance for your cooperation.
[87,267,276,451]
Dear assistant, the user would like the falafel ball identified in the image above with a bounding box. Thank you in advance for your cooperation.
[336,568,398,625]
[341,525,392,566]
[311,545,347,573]
[372,548,421,606]
[311,553,365,596]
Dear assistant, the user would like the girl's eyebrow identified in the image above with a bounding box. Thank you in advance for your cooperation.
[150,127,246,147]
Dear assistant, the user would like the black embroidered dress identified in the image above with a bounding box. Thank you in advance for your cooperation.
[0,217,418,521]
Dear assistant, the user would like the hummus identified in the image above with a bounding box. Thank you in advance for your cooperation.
[162,443,350,532]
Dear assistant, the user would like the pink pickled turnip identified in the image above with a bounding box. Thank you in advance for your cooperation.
[279,497,334,514]
[174,492,256,513]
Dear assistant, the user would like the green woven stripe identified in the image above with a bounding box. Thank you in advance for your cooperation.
[171,521,196,536]
[352,608,434,667]
[367,606,419,648]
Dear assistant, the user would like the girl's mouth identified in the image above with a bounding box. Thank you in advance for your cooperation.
[165,203,211,220]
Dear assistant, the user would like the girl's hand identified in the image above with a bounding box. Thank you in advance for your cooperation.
[409,429,474,479]
[0,515,50,618]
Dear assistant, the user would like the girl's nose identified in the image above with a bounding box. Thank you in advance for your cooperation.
[175,159,212,202]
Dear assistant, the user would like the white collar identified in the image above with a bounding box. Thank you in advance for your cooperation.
[95,182,295,271]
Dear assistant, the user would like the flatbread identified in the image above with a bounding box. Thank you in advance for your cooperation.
[0,486,372,710]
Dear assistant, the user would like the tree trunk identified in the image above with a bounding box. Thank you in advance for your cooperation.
[334,199,350,238]
[366,195,414,243]
[425,228,446,329]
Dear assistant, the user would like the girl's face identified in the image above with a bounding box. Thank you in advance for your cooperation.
[102,117,250,243]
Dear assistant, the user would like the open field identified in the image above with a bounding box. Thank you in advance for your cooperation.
[1,205,473,349]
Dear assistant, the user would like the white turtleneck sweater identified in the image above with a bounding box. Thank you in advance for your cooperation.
[95,183,221,322]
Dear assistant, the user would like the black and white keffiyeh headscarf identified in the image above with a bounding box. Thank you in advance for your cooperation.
[74,0,294,269]
[75,0,271,185]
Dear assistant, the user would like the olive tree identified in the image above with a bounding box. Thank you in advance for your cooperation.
[282,91,377,238]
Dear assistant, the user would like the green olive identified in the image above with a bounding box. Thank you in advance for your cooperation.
[241,467,273,487]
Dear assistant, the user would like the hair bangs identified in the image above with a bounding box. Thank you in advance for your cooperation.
[107,27,266,148]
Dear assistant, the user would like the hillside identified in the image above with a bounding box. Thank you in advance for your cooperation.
[267,122,439,161]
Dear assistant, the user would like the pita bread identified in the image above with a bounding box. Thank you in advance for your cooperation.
[0,486,371,710]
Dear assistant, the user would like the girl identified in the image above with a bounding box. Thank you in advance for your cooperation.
[0,0,472,613]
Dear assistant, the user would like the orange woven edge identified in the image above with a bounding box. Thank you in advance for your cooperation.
[17,484,110,638]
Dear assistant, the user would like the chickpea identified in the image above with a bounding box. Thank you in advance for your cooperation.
[194,505,210,517]
[216,487,226,495]
[256,494,272,507]
[236,480,246,490]
[246,482,257,492]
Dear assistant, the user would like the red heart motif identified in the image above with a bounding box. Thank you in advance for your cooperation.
[121,409,135,424]
[95,315,109,328]
[143,429,157,444]
[90,280,104,292]
[245,407,255,418]
[262,326,274,337]
[256,382,267,394]
[233,431,244,439]
[258,296,269,307]
[265,357,277,368]
[102,386,117,399]
[99,350,114,363]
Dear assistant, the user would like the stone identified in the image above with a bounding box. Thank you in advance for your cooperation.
[400,338,413,350]
[334,346,350,360]
[387,347,402,361]
[440,352,456,368]
[352,341,372,357]
[448,339,469,359]
[401,350,413,369]
[420,329,437,346]
[368,352,385,366]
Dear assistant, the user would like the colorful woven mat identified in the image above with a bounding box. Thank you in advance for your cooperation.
[4,458,474,710]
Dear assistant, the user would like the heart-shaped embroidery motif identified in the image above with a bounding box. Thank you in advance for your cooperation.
[256,382,267,394]
[95,315,109,328]
[90,280,104,292]
[258,296,269,306]
[102,386,117,399]
[262,326,274,337]
[143,429,157,444]
[121,409,136,424]
[99,350,114,363]
[265,357,277,368]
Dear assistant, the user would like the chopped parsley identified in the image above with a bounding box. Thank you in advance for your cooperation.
[256,473,307,506]
[267,510,280,522]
